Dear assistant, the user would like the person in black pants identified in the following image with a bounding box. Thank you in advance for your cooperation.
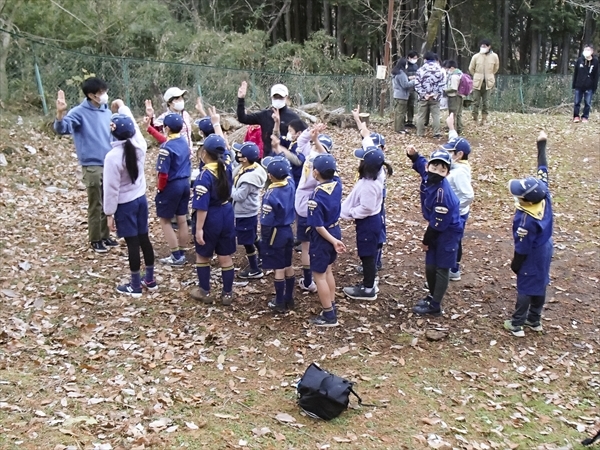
[236,81,300,157]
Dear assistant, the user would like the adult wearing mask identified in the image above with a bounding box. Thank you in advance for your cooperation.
[54,77,117,254]
[145,87,194,153]
[391,57,416,134]
[572,44,599,123]
[468,39,499,125]
[237,82,300,157]
[405,50,420,128]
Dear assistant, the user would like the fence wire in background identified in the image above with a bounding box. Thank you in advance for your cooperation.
[3,30,596,118]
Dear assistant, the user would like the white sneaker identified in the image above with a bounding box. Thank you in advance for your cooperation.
[449,269,461,281]
[298,278,317,293]
[159,254,186,266]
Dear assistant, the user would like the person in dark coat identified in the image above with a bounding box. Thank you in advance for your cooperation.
[572,44,599,123]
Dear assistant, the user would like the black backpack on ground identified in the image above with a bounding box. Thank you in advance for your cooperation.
[296,363,373,420]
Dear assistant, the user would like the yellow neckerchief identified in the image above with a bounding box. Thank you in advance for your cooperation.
[316,180,337,195]
[269,179,289,189]
[515,199,545,220]
[234,162,259,186]
[203,162,219,178]
[167,132,181,141]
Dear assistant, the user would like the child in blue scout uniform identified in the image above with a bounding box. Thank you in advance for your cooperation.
[406,146,462,316]
[271,118,308,190]
[260,156,296,312]
[307,154,346,327]
[155,113,191,266]
[103,105,156,297]
[231,142,267,280]
[443,113,474,281]
[341,147,392,302]
[190,134,237,306]
[503,131,553,337]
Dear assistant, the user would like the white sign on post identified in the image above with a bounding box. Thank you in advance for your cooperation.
[376,65,387,79]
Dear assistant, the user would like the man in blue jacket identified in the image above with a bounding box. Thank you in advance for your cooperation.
[54,77,116,253]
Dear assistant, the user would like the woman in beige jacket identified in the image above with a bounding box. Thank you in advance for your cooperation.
[468,39,500,125]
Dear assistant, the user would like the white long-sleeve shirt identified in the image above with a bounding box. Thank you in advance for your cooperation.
[341,178,382,220]
[447,160,473,216]
[103,106,148,215]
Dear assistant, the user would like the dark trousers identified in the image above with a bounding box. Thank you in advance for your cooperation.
[425,265,449,305]
[573,89,593,119]
[511,292,546,326]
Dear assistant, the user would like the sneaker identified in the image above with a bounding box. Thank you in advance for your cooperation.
[190,286,212,304]
[412,300,442,316]
[221,291,234,306]
[343,284,377,301]
[91,240,108,253]
[268,299,287,313]
[582,118,589,123]
[310,314,339,327]
[573,116,580,123]
[141,279,158,291]
[102,237,119,248]
[159,254,186,266]
[238,266,264,279]
[433,133,442,139]
[503,320,525,337]
[298,278,317,293]
[416,294,434,307]
[116,283,142,298]
[524,320,543,332]
[449,269,461,281]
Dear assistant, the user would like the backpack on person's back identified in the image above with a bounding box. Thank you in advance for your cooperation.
[457,73,474,97]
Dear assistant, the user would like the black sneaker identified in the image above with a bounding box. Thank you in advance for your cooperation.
[412,300,442,316]
[268,299,287,313]
[102,237,119,248]
[343,284,377,301]
[91,240,108,253]
[310,314,339,327]
[416,294,434,307]
[238,266,264,279]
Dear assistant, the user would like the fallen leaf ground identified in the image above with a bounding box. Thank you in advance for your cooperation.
[0,111,598,450]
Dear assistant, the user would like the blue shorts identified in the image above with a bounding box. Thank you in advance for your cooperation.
[156,178,190,219]
[193,204,236,257]
[425,230,461,269]
[356,215,382,258]
[309,226,340,273]
[236,215,258,246]
[517,238,553,296]
[260,225,293,270]
[296,214,310,242]
[114,195,149,238]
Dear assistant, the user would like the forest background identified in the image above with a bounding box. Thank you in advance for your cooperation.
[0,0,598,114]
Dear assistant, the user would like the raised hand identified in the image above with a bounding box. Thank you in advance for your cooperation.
[110,99,124,114]
[208,106,220,125]
[406,144,417,156]
[195,97,206,116]
[238,81,248,99]
[537,130,547,141]
[56,90,67,117]
[351,105,360,121]
[144,99,154,118]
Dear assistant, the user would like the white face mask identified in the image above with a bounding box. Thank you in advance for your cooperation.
[286,132,293,141]
[408,58,418,64]
[583,50,592,58]
[480,46,489,54]
[97,92,109,104]
[172,100,185,111]
[272,99,286,109]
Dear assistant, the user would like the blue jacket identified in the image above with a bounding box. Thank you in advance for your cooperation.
[260,178,295,227]
[156,134,191,181]
[54,99,112,166]
[412,155,461,233]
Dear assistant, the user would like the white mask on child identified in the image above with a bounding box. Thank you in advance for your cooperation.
[172,100,185,111]
[286,132,293,141]
[272,99,286,109]
[408,58,418,64]
[583,50,592,58]
[97,93,109,104]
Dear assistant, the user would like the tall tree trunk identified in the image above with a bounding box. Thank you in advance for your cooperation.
[323,1,332,36]
[583,9,594,45]
[540,34,547,72]
[559,32,571,75]
[519,16,531,73]
[306,0,313,39]
[423,0,447,53]
[529,28,540,74]
[0,30,11,101]
[293,0,301,42]
[415,0,426,52]
[547,39,555,73]
[501,0,510,73]
[284,6,292,41]
[336,5,345,56]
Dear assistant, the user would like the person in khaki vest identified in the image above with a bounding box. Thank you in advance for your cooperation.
[468,39,499,125]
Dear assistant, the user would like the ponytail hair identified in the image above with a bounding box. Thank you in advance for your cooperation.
[215,157,230,201]
[123,139,139,184]
[383,162,394,177]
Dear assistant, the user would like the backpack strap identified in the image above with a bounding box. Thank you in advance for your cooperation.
[349,387,380,408]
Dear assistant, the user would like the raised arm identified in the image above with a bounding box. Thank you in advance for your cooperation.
[54,90,80,134]
[352,105,370,138]
[236,81,262,125]
[536,131,548,186]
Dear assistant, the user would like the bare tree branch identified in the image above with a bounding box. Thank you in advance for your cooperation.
[49,0,96,34]
[564,0,600,14]
[267,0,292,36]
